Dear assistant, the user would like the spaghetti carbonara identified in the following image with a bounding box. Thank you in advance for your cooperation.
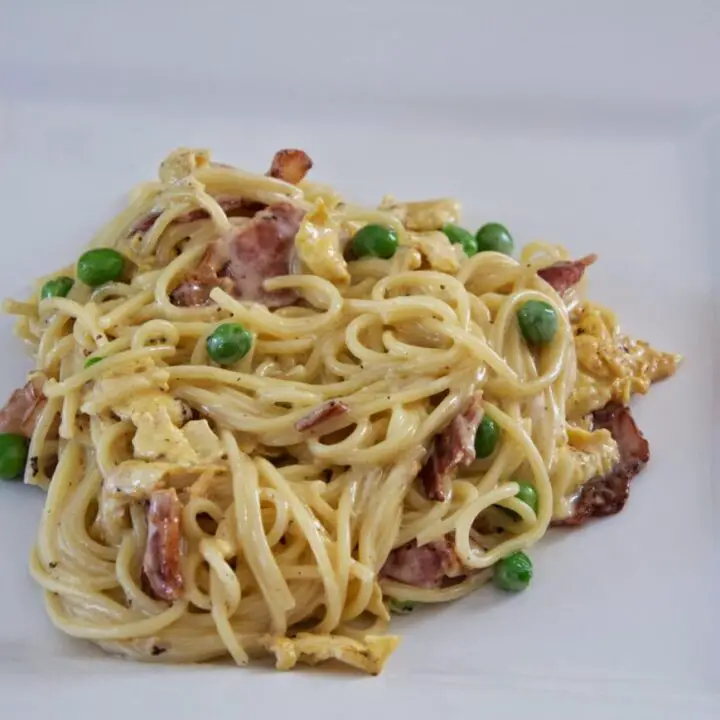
[0,148,680,673]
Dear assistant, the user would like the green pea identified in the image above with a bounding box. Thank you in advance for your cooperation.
[475,415,500,459]
[387,599,418,615]
[475,222,514,255]
[515,481,539,514]
[493,551,533,592]
[442,223,477,257]
[351,224,398,259]
[77,249,125,287]
[206,323,253,365]
[84,356,103,369]
[517,300,558,346]
[40,276,74,300]
[0,433,30,480]
[500,480,539,520]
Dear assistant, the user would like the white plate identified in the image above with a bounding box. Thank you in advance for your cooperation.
[1,2,718,718]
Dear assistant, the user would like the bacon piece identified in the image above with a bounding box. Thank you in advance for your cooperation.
[169,243,232,307]
[169,280,213,307]
[170,202,304,309]
[558,402,650,526]
[295,400,349,433]
[221,202,304,308]
[537,254,598,295]
[0,376,46,437]
[143,488,184,601]
[131,212,162,235]
[380,537,465,588]
[419,398,484,501]
[268,149,313,185]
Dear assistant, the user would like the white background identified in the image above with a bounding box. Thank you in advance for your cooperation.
[0,2,718,718]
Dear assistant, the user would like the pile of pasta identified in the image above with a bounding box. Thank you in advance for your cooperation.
[2,148,679,673]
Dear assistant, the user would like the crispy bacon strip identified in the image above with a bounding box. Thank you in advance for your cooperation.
[294,400,349,433]
[380,537,465,588]
[171,202,304,309]
[557,402,650,526]
[143,488,184,601]
[0,376,47,437]
[537,254,598,295]
[420,398,484,501]
[268,149,313,185]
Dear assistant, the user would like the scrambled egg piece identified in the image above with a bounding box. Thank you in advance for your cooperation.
[408,230,461,273]
[567,301,680,420]
[379,196,460,232]
[552,426,620,519]
[106,460,191,499]
[115,393,224,465]
[295,198,350,284]
[134,404,195,464]
[262,633,399,674]
[81,367,171,415]
[182,420,225,462]
[158,147,210,183]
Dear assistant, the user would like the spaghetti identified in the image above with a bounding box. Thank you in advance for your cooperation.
[1,147,680,673]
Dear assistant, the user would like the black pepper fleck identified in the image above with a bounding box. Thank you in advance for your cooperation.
[48,562,58,569]
[29,456,39,476]
[151,645,166,656]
